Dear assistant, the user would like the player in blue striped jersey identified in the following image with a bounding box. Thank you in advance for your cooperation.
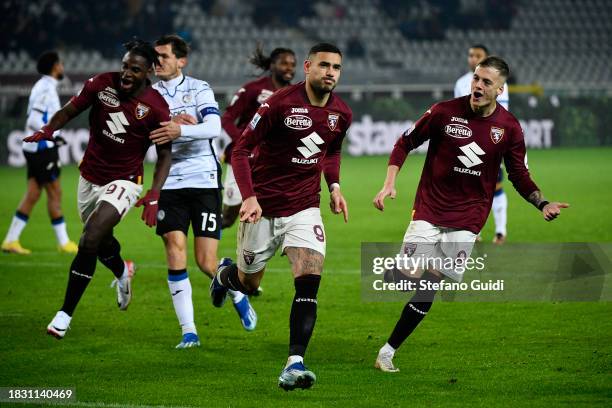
[151,35,257,349]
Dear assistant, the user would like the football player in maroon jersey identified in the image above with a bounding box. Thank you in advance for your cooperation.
[372,56,568,372]
[211,43,352,390]
[221,44,296,229]
[24,40,172,339]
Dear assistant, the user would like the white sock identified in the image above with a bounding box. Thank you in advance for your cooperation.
[381,342,396,356]
[286,355,303,368]
[5,212,28,242]
[168,272,196,335]
[51,217,70,246]
[228,289,245,304]
[492,191,508,236]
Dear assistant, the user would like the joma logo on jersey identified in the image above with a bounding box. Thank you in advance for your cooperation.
[454,141,485,176]
[445,123,472,139]
[98,91,120,108]
[285,114,312,130]
[451,116,468,124]
[291,107,309,113]
[294,132,324,162]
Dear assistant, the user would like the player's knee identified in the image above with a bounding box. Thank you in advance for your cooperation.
[26,188,42,203]
[79,226,104,253]
[98,236,120,257]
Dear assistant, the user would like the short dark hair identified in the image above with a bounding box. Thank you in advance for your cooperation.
[249,44,295,71]
[37,51,60,75]
[470,44,490,56]
[308,43,342,58]
[478,56,510,79]
[123,38,160,67]
[155,34,190,59]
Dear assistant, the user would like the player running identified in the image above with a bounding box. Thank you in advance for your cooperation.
[151,34,256,349]
[373,56,568,372]
[2,50,78,255]
[221,44,296,229]
[210,43,352,390]
[455,44,510,244]
[24,40,172,339]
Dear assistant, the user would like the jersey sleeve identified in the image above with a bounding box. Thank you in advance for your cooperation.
[195,82,220,119]
[504,123,539,200]
[70,75,102,112]
[180,82,221,139]
[389,105,438,168]
[231,100,276,199]
[323,109,352,188]
[221,86,251,141]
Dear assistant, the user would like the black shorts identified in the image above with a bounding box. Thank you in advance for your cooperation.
[24,147,60,184]
[156,188,222,239]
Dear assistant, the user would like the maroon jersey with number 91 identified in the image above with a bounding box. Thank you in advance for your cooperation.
[69,72,170,186]
[232,81,352,217]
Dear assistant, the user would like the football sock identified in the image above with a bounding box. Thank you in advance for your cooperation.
[61,249,97,316]
[289,274,321,357]
[97,237,125,279]
[228,289,245,304]
[5,211,28,242]
[285,355,304,369]
[168,269,196,335]
[381,342,396,356]
[387,271,441,350]
[218,261,257,295]
[492,190,508,236]
[51,216,70,246]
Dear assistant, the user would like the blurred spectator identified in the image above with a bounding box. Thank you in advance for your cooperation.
[346,35,365,58]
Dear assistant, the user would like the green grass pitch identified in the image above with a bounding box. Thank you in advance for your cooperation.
[0,148,611,407]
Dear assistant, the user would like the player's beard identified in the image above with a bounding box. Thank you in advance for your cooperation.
[313,77,336,95]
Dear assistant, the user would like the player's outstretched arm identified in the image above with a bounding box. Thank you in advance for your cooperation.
[527,191,570,222]
[373,165,399,211]
[135,143,172,227]
[329,184,349,222]
[23,102,80,142]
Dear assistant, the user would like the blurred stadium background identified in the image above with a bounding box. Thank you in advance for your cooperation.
[1,1,611,407]
[1,0,612,167]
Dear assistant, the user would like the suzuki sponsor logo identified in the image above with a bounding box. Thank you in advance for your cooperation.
[285,114,313,130]
[454,141,485,176]
[98,91,120,108]
[445,123,472,139]
[296,131,324,160]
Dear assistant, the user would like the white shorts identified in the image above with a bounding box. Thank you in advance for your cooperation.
[401,220,477,282]
[77,176,143,223]
[222,164,242,206]
[236,207,326,274]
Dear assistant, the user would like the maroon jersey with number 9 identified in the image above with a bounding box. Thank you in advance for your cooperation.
[232,82,352,217]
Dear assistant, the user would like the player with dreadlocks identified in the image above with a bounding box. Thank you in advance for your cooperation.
[220,44,296,229]
[24,39,173,339]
